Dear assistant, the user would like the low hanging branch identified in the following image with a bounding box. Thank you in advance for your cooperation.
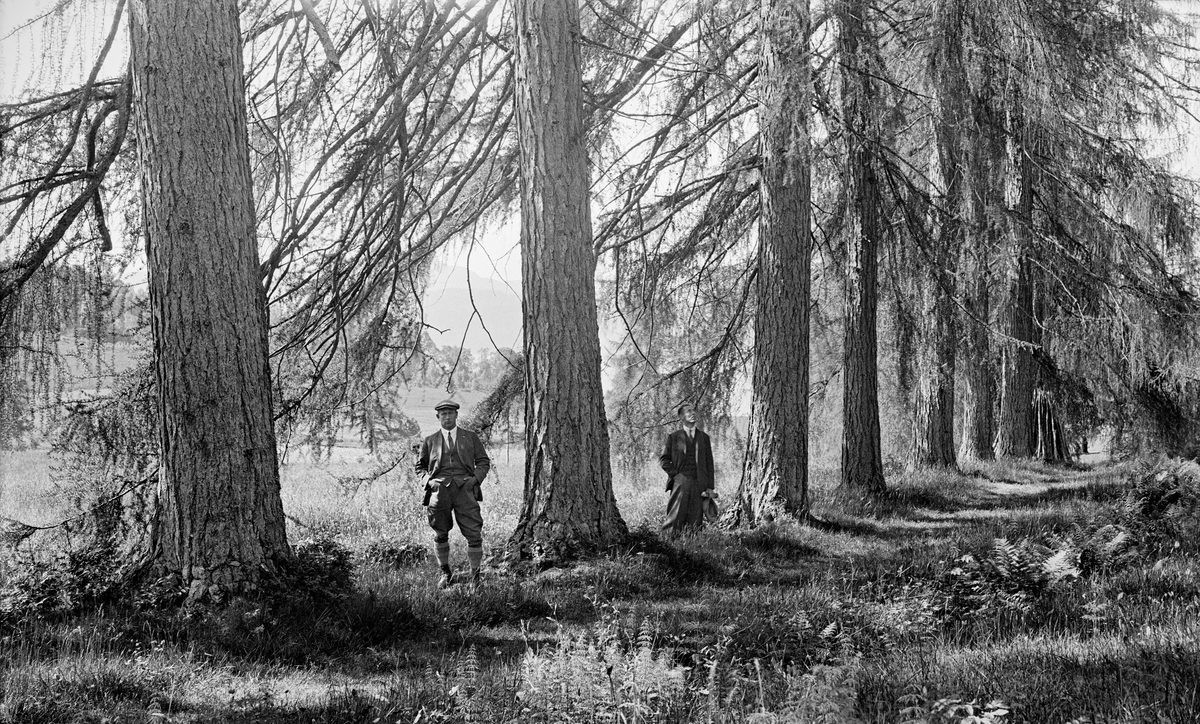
[0,467,158,549]
[0,0,130,310]
[0,73,131,308]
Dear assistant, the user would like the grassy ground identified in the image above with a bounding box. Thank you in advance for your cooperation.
[1,447,1198,723]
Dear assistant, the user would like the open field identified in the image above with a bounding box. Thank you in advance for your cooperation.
[1,448,1198,723]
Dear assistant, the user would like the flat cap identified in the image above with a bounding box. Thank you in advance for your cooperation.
[434,399,460,411]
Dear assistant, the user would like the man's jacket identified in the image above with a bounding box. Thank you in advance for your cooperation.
[415,428,491,505]
[658,428,715,491]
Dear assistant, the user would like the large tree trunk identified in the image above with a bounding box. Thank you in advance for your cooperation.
[995,111,1038,459]
[995,251,1037,458]
[958,245,996,461]
[996,120,1072,464]
[837,0,885,494]
[130,0,289,602]
[907,297,957,469]
[957,58,1001,462]
[508,0,626,558]
[908,0,962,471]
[736,0,811,523]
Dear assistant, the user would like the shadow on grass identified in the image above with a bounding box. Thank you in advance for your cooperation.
[964,474,1125,508]
[735,524,825,559]
[807,464,1130,547]
[859,630,1200,723]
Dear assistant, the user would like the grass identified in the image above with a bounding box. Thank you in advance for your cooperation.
[0,450,62,527]
[0,446,1197,723]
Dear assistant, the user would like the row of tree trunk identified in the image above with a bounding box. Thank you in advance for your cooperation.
[132,0,1083,600]
[838,0,1074,495]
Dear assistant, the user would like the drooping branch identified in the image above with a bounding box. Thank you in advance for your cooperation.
[0,73,131,308]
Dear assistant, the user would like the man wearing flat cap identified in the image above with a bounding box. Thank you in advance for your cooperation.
[415,399,491,588]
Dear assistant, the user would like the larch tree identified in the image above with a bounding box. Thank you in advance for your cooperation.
[129,0,289,601]
[968,0,1192,463]
[993,98,1039,460]
[508,0,627,558]
[955,5,1001,463]
[836,0,886,494]
[736,0,812,523]
[907,0,963,471]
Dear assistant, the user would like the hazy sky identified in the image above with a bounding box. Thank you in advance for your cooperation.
[0,0,126,102]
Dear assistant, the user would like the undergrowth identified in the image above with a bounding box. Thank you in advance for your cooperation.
[1,457,1199,722]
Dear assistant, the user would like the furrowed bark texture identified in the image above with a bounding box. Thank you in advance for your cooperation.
[837,0,886,494]
[995,111,1038,459]
[958,235,997,461]
[1000,175,1069,464]
[509,0,626,557]
[737,0,811,523]
[909,0,962,470]
[956,8,999,462]
[130,0,288,602]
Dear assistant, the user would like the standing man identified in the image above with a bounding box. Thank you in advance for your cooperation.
[658,402,716,533]
[415,399,491,588]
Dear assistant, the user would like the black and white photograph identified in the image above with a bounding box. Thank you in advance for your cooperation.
[1,0,1199,720]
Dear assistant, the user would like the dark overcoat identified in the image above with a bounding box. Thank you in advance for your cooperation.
[658,428,715,491]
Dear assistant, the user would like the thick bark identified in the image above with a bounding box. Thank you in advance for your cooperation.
[995,113,1038,459]
[508,0,626,558]
[736,0,811,523]
[909,0,962,470]
[907,323,957,470]
[837,0,885,494]
[958,248,995,461]
[130,0,289,602]
[996,234,1075,464]
[958,73,1001,462]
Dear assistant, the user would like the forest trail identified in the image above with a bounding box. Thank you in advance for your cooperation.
[898,460,1127,532]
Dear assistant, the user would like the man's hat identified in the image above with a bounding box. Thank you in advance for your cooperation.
[434,399,460,412]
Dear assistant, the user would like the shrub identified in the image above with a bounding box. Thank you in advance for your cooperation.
[938,539,1047,618]
[0,537,124,627]
[934,459,1200,632]
[935,536,1084,629]
[285,537,356,602]
[1115,458,1200,555]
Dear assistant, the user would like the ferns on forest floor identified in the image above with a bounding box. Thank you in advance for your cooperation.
[1,457,1200,722]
